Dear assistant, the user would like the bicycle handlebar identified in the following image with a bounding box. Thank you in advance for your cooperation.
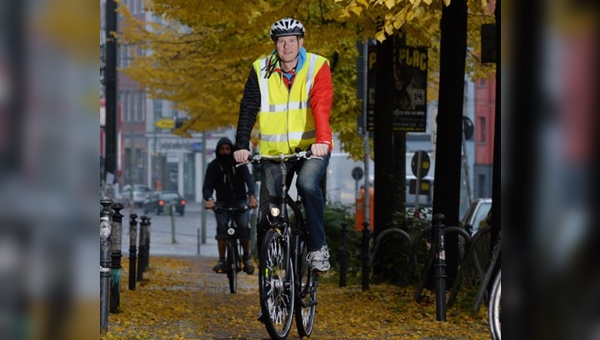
[236,150,319,167]
[212,205,249,212]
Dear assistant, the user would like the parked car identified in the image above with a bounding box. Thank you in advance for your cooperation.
[143,191,186,216]
[120,184,151,208]
[461,198,492,235]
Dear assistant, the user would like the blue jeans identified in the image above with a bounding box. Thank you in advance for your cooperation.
[258,153,330,251]
[214,200,250,240]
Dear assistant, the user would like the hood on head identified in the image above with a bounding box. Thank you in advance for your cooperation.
[215,137,234,157]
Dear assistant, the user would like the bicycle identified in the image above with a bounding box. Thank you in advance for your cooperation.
[489,268,501,340]
[447,225,492,308]
[470,231,500,339]
[473,232,500,312]
[245,150,320,340]
[213,205,249,294]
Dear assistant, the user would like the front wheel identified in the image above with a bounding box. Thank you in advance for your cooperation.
[259,229,294,340]
[226,240,237,294]
[489,270,501,340]
[294,237,317,337]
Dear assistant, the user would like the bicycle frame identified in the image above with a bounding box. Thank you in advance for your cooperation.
[246,150,319,339]
[213,205,249,294]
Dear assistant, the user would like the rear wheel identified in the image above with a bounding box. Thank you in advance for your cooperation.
[489,270,501,340]
[259,229,294,340]
[294,237,317,337]
[226,240,237,294]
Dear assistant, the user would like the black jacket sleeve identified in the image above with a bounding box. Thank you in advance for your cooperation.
[234,67,261,151]
[202,161,217,201]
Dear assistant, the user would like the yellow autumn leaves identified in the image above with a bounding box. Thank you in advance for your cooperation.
[101,257,491,339]
[338,0,486,42]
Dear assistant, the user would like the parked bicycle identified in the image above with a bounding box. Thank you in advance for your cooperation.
[245,150,319,340]
[213,205,250,294]
[489,268,501,340]
[471,231,501,339]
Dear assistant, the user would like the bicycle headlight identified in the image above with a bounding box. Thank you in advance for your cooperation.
[270,207,281,217]
[227,227,235,236]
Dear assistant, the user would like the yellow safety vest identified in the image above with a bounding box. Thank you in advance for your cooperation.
[253,53,328,156]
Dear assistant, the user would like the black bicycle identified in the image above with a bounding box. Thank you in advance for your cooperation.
[475,233,500,339]
[213,205,249,294]
[489,267,501,340]
[246,150,319,340]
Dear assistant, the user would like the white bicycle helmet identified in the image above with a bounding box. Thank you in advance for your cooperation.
[269,18,305,40]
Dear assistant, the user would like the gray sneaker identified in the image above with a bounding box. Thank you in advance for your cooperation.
[306,245,331,272]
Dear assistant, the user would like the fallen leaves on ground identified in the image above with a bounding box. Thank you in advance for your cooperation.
[101,257,490,339]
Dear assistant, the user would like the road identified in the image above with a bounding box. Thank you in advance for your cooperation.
[117,201,259,258]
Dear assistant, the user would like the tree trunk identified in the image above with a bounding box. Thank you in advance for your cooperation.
[373,29,396,276]
[432,0,468,286]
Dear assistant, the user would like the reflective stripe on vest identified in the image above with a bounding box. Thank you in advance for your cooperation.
[253,53,327,156]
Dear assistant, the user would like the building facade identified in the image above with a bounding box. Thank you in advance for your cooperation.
[474,77,496,199]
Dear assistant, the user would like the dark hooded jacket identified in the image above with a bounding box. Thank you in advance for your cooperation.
[202,137,255,203]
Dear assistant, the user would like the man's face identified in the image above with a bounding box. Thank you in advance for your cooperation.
[275,36,303,63]
[219,144,231,156]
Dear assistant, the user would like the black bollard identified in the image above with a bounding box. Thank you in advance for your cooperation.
[361,220,371,291]
[339,222,348,287]
[100,197,113,332]
[128,213,138,290]
[433,213,447,321]
[110,203,123,313]
[141,215,151,271]
[137,215,148,281]
[169,204,176,243]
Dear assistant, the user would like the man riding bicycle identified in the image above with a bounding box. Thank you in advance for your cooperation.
[203,137,258,274]
[233,17,333,272]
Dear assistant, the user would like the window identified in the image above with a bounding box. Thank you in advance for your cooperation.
[478,117,486,143]
[124,91,130,122]
[132,91,138,122]
[154,99,163,118]
[478,174,486,198]
[140,91,146,121]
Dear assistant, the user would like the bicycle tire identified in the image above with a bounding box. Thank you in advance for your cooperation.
[489,270,501,340]
[448,226,491,307]
[259,229,294,340]
[226,240,237,294]
[294,236,317,337]
[466,226,492,282]
[473,239,501,312]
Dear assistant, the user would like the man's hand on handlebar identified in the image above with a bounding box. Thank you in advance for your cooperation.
[310,143,329,157]
[204,200,215,210]
[248,195,258,209]
[234,149,251,164]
